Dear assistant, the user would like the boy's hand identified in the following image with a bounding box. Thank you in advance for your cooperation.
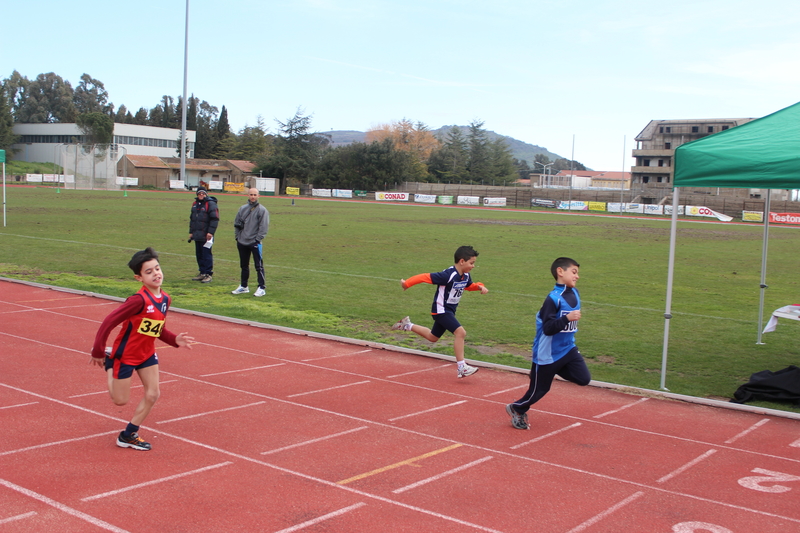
[480,286,489,294]
[176,333,195,349]
[566,310,581,321]
[400,279,408,291]
[89,356,104,367]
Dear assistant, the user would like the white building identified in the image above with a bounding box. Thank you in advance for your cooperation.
[11,123,196,163]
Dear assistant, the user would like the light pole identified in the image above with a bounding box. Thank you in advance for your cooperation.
[534,161,555,187]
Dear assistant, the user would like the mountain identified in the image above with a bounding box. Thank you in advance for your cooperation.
[321,127,567,166]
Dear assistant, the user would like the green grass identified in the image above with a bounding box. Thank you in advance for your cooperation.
[2,185,799,413]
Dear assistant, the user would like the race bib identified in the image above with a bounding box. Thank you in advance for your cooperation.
[137,318,165,337]
[447,281,467,304]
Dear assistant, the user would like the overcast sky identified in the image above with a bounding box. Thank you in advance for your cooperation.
[3,0,798,170]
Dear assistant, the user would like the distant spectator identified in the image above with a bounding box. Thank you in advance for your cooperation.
[231,188,270,297]
[188,187,219,283]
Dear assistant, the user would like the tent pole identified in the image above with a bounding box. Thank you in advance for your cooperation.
[661,187,680,391]
[756,190,771,344]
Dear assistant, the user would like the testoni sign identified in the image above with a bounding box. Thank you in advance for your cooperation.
[375,192,409,201]
[769,212,800,224]
[483,197,507,207]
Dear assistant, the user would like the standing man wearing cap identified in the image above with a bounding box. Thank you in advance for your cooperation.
[188,187,219,283]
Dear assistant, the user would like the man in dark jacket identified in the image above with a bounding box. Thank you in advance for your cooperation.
[188,187,219,283]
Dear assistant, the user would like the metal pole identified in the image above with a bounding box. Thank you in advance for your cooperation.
[2,160,6,227]
[661,186,680,391]
[620,135,626,212]
[756,190,772,344]
[568,134,574,208]
[179,0,189,183]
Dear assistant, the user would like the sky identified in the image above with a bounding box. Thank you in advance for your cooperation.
[2,0,799,171]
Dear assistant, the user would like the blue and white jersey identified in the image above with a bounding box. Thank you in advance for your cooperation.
[532,284,580,365]
[430,266,473,315]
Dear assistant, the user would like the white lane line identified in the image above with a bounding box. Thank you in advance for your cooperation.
[287,381,371,398]
[791,437,800,448]
[510,423,583,450]
[302,349,374,361]
[593,398,649,419]
[388,401,468,422]
[0,431,120,457]
[201,363,285,377]
[725,418,770,444]
[262,427,370,456]
[483,384,528,398]
[392,456,493,494]
[0,477,129,532]
[565,491,645,533]
[657,449,718,484]
[0,401,38,410]
[81,462,233,501]
[272,503,367,533]
[156,401,266,424]
[0,511,37,525]
[387,364,451,379]
[69,380,179,398]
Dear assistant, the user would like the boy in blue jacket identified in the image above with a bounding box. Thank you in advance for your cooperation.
[506,257,591,429]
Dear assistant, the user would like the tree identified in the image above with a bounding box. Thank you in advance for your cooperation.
[11,72,76,123]
[467,120,491,183]
[114,104,128,123]
[73,74,109,115]
[148,105,163,127]
[310,139,425,190]
[257,108,328,184]
[428,126,468,183]
[193,100,220,159]
[488,138,517,184]
[365,119,440,162]
[216,105,230,138]
[76,112,114,145]
[132,107,148,125]
[225,117,272,161]
[0,81,20,153]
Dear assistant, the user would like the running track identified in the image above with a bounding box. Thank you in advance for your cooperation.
[1,278,799,533]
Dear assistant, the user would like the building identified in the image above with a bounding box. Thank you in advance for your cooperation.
[530,170,631,189]
[632,118,755,201]
[11,122,196,164]
[118,155,257,189]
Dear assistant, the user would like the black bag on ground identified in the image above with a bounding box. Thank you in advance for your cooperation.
[731,365,800,405]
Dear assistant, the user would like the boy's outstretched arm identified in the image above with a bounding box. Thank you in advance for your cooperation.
[400,273,432,291]
[466,282,488,294]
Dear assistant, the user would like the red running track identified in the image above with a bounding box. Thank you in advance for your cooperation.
[1,278,799,533]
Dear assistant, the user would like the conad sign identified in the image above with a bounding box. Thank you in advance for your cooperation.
[375,192,409,201]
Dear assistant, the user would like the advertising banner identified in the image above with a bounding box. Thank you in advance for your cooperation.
[332,189,353,198]
[532,198,557,208]
[558,201,587,211]
[623,203,644,214]
[457,196,480,206]
[483,197,506,207]
[438,195,454,205]
[769,212,800,224]
[115,177,138,186]
[742,210,764,222]
[209,180,223,191]
[663,205,685,215]
[376,192,409,201]
[644,205,664,215]
[685,205,733,222]
[224,182,245,192]
[169,180,185,189]
[26,174,43,182]
[312,188,332,197]
[414,194,437,203]
[354,190,368,197]
[286,187,301,196]
[588,201,606,211]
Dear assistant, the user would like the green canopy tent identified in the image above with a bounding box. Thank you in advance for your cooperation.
[660,101,800,390]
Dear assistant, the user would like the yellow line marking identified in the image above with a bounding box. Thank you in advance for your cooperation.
[337,443,462,485]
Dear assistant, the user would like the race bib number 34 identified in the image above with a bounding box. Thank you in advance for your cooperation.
[138,318,165,337]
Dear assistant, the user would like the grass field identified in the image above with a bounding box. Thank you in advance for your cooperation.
[2,185,799,412]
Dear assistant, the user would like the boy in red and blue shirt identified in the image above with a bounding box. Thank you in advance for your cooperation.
[392,245,489,378]
[90,247,193,450]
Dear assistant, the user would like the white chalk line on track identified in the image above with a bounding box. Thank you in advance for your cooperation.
[200,363,285,377]
[156,401,267,424]
[262,426,370,456]
[392,456,494,494]
[725,418,770,444]
[0,401,38,410]
[388,400,468,422]
[81,461,234,502]
[301,348,374,361]
[386,363,452,379]
[510,423,583,450]
[0,476,130,532]
[0,511,37,525]
[657,449,718,484]
[287,380,371,398]
[565,491,646,533]
[0,233,755,323]
[593,397,650,419]
[69,379,180,398]
[272,502,367,533]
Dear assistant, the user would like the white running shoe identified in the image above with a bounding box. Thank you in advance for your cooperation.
[391,316,411,331]
[457,364,479,378]
[254,287,266,297]
[231,286,249,295]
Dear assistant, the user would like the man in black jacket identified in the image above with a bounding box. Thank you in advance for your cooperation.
[188,187,219,283]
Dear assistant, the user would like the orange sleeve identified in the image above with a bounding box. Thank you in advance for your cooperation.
[402,273,432,289]
[466,282,485,291]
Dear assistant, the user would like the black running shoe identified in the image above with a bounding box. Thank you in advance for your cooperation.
[116,431,152,451]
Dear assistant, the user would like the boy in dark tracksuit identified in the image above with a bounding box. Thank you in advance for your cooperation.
[506,257,591,430]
